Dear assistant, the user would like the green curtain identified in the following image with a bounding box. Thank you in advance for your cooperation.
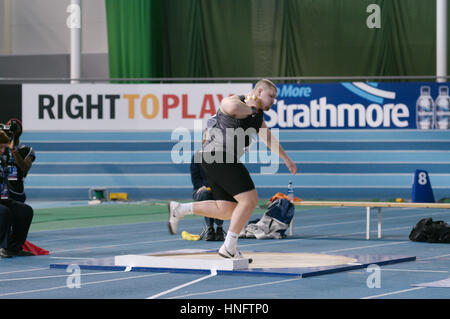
[105,0,444,79]
[105,0,162,79]
[269,0,436,78]
[161,0,255,77]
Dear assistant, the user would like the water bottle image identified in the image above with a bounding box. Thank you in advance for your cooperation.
[287,180,294,201]
[416,86,435,130]
[435,86,450,129]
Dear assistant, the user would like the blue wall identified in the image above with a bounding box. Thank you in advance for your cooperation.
[22,130,450,201]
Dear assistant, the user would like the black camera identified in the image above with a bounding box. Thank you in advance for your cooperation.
[0,124,13,142]
[0,120,21,141]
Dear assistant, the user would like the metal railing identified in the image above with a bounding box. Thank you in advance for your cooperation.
[0,75,449,84]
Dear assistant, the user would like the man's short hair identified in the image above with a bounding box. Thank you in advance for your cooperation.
[254,79,277,92]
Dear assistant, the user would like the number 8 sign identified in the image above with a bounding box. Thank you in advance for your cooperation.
[412,169,435,203]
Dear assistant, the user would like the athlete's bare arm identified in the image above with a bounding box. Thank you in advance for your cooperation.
[220,95,253,119]
[259,121,297,175]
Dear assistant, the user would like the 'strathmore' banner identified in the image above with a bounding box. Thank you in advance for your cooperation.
[268,82,450,130]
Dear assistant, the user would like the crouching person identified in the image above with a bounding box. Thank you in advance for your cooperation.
[0,200,34,258]
[191,153,225,241]
[0,128,34,258]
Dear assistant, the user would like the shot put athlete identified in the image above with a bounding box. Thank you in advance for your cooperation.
[168,79,297,259]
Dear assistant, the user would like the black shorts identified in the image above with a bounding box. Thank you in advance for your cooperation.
[201,152,255,203]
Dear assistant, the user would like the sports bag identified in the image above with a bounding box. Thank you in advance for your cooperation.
[241,198,295,239]
[409,218,450,243]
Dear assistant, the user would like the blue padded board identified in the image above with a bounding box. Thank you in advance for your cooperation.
[50,250,416,278]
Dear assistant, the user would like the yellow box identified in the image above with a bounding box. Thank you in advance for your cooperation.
[109,192,128,201]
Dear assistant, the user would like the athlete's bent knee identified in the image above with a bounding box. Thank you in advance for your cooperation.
[235,193,258,210]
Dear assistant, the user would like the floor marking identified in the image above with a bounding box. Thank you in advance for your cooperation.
[169,277,301,299]
[321,241,408,254]
[379,269,449,273]
[147,269,218,299]
[349,268,449,274]
[32,228,175,243]
[0,268,49,276]
[50,238,181,253]
[417,253,450,261]
[238,231,408,251]
[0,270,129,282]
[361,287,426,299]
[0,272,166,297]
[295,209,450,230]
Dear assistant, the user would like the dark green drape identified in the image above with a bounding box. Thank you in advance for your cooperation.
[105,0,444,79]
[105,0,162,79]
[161,0,255,77]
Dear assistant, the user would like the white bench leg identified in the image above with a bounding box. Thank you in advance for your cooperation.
[366,207,371,240]
[289,217,293,236]
[377,208,382,239]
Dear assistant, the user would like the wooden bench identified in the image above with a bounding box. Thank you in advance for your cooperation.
[291,201,450,240]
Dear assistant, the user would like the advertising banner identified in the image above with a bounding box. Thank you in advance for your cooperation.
[22,82,450,131]
[266,82,450,130]
[22,83,251,131]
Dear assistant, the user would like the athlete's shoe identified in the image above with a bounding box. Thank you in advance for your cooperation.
[215,226,225,241]
[168,201,181,235]
[205,227,216,241]
[218,243,243,259]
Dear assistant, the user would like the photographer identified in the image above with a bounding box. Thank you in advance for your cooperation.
[1,119,35,202]
[0,119,34,258]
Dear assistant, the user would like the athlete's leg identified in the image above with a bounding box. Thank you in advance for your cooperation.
[170,190,256,232]
[228,189,258,234]
[168,200,235,235]
[218,189,258,258]
[193,200,236,220]
[169,191,258,258]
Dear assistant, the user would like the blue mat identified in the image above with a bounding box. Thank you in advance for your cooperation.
[50,250,416,278]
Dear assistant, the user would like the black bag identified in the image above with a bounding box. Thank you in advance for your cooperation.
[409,218,450,243]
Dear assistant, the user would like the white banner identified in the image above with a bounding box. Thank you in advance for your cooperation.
[22,83,251,131]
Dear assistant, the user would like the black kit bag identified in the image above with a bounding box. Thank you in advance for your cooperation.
[409,218,450,243]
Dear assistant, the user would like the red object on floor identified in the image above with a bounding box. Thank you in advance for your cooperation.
[22,240,50,256]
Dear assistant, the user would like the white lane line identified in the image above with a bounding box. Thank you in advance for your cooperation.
[321,241,408,254]
[0,272,166,297]
[0,268,49,276]
[147,269,218,299]
[0,271,129,282]
[236,230,409,251]
[50,238,181,253]
[417,253,450,261]
[361,287,426,299]
[169,277,301,299]
[379,269,449,273]
[32,228,168,243]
